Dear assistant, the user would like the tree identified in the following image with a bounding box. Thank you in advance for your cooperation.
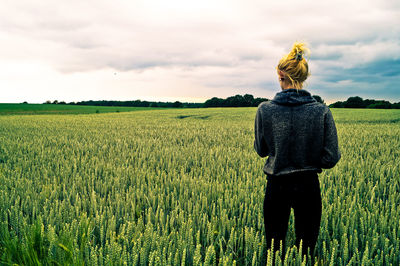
[329,101,344,108]
[392,102,400,109]
[367,101,392,109]
[344,96,364,108]
[204,97,224,107]
[253,97,268,107]
[312,95,325,104]
[363,99,377,107]
[225,95,248,107]
[243,94,254,107]
[172,101,183,108]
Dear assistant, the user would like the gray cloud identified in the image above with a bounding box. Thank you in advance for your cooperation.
[1,0,399,103]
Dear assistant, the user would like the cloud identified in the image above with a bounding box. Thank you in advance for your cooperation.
[307,41,400,102]
[0,0,399,103]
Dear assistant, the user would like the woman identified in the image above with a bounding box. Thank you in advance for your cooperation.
[254,42,341,257]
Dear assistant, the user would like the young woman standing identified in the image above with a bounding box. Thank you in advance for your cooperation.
[254,42,341,257]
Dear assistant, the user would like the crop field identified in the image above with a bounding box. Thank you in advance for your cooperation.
[0,108,399,265]
[0,103,158,115]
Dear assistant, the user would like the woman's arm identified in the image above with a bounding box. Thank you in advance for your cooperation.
[254,105,269,157]
[320,108,341,168]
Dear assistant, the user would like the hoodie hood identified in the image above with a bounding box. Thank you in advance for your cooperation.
[271,89,316,106]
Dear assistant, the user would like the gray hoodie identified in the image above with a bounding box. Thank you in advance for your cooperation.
[254,88,341,176]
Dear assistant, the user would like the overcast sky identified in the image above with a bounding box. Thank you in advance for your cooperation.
[1,0,399,104]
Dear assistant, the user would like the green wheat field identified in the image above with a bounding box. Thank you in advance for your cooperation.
[0,107,399,265]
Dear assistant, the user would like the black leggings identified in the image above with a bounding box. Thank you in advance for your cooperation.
[263,171,321,256]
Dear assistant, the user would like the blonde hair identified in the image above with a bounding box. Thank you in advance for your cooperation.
[277,42,310,89]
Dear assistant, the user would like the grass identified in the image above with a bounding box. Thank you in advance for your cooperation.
[0,103,162,115]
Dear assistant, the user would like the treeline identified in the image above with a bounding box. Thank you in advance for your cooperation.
[202,94,326,107]
[43,100,202,108]
[43,94,323,108]
[329,96,400,109]
[203,94,268,107]
[42,95,399,109]
[42,95,271,108]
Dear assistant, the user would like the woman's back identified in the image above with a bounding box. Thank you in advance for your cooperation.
[254,89,341,176]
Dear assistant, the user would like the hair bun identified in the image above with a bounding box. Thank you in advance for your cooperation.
[295,52,302,61]
[291,42,309,61]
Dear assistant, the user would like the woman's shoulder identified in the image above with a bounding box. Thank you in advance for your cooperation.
[257,100,270,108]
[256,100,278,114]
[257,100,281,109]
[303,102,333,118]
[257,99,331,113]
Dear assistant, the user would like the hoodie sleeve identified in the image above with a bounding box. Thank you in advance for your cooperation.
[254,105,268,158]
[321,108,341,168]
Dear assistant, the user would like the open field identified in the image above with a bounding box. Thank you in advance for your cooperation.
[0,103,160,115]
[0,108,399,265]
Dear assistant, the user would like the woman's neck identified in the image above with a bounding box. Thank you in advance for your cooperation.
[282,82,302,90]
